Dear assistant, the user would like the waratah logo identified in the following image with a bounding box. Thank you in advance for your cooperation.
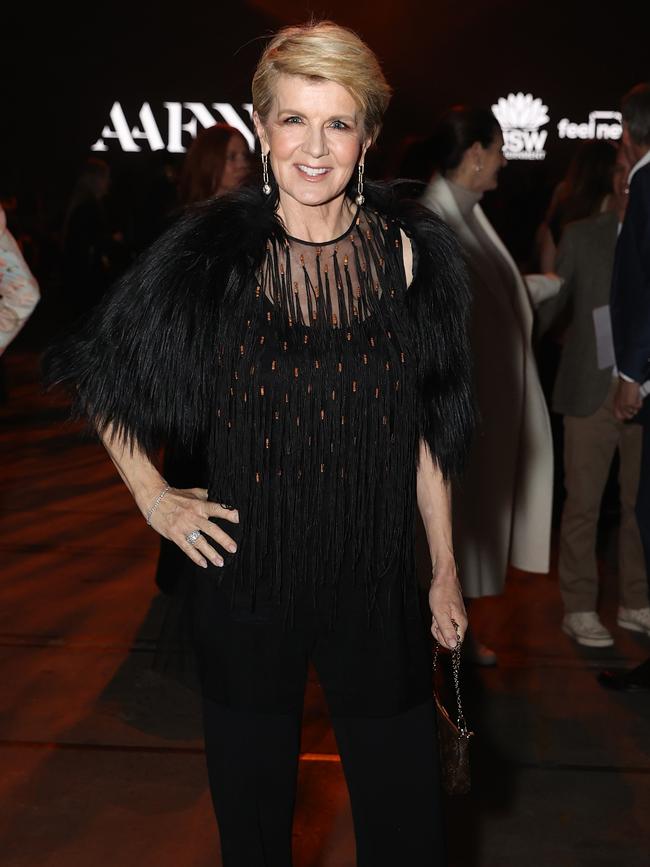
[491,92,549,161]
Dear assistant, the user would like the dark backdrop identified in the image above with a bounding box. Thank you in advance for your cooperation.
[2,0,648,258]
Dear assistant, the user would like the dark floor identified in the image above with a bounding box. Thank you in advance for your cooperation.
[1,350,649,866]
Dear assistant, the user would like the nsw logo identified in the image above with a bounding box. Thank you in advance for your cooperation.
[492,92,549,161]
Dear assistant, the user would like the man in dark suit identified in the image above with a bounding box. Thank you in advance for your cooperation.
[599,83,650,691]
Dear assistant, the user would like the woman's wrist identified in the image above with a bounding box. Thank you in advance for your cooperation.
[117,467,167,518]
[132,476,168,517]
[145,483,170,525]
[100,427,167,518]
[430,553,458,585]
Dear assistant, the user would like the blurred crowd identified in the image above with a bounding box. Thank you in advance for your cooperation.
[0,123,253,328]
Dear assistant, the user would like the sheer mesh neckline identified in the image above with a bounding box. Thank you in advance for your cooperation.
[283,205,361,247]
[260,207,401,332]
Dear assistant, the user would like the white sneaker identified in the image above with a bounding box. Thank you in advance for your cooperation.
[617,606,650,636]
[562,612,614,648]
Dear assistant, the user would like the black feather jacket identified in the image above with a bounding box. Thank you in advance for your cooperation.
[45,182,473,472]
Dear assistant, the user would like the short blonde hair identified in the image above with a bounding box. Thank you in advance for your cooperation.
[252,21,392,143]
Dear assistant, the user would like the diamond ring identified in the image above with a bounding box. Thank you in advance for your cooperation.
[185,530,202,546]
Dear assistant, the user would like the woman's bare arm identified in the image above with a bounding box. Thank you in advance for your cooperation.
[416,439,467,649]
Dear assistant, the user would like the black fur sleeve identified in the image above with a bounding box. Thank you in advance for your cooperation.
[399,200,475,479]
[43,198,245,456]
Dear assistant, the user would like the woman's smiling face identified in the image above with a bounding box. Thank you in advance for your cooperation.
[254,74,370,208]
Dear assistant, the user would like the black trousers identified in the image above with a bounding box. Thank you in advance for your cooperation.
[202,696,445,867]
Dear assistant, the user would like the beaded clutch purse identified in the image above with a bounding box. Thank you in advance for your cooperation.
[433,621,474,795]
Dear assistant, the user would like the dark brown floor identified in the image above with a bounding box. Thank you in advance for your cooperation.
[1,351,649,866]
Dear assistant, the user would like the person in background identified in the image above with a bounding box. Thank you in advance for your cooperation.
[178,123,251,204]
[422,106,559,666]
[129,155,182,253]
[155,123,251,596]
[538,145,650,647]
[62,158,126,317]
[600,83,650,691]
[536,140,620,273]
[0,203,40,356]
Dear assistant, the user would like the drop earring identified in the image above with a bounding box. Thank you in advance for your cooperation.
[355,163,365,206]
[262,152,271,195]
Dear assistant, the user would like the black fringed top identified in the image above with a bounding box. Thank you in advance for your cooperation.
[210,207,418,618]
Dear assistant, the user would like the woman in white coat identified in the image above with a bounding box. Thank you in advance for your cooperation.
[422,107,557,662]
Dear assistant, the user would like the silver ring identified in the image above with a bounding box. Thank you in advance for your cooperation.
[185,530,202,546]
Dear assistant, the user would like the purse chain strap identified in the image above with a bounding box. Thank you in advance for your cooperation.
[433,619,471,738]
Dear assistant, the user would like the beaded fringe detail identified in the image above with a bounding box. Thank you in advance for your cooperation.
[208,209,420,621]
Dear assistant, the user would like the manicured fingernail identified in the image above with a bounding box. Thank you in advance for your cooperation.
[232,511,239,523]
[228,544,237,553]
[200,559,208,569]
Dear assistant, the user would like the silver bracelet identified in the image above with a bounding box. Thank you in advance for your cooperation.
[146,484,170,526]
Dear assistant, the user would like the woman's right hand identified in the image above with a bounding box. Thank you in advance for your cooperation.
[148,487,239,569]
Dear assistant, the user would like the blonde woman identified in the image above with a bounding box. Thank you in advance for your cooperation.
[46,22,474,866]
